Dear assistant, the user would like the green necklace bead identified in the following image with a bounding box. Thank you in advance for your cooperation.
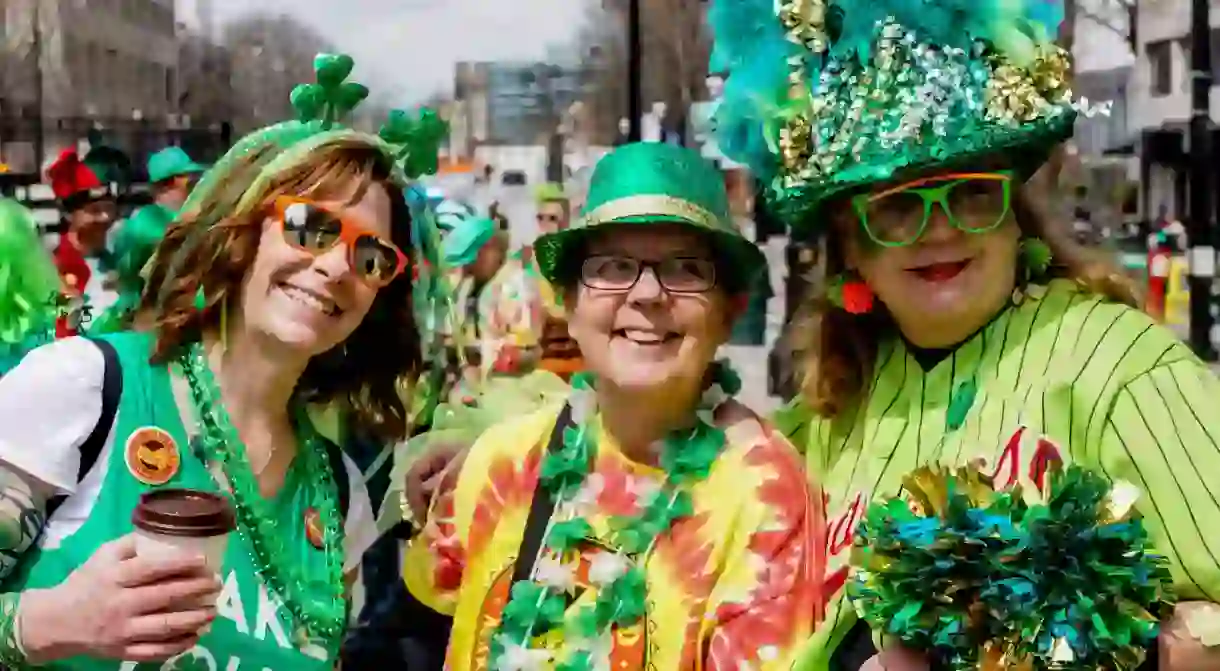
[179,343,347,648]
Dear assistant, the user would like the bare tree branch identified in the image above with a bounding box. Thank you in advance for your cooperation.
[578,0,708,143]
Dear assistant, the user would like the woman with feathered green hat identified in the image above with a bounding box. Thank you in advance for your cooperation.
[711,0,1220,668]
[0,53,445,668]
[401,141,820,670]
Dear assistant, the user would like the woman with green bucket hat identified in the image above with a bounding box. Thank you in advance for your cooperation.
[710,0,1220,667]
[0,53,446,669]
[400,141,819,670]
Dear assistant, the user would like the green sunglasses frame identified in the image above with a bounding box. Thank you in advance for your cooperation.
[850,170,1015,247]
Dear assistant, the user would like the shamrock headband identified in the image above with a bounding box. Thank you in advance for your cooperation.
[183,53,448,216]
[155,53,448,299]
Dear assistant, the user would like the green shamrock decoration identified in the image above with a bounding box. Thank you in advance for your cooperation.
[661,422,724,482]
[602,566,648,625]
[502,581,566,634]
[290,53,369,128]
[615,490,693,553]
[547,518,593,553]
[378,108,449,179]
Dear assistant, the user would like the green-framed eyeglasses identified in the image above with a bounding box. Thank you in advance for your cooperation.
[850,170,1014,247]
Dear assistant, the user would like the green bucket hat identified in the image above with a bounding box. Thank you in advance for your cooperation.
[709,0,1099,231]
[442,216,497,266]
[147,147,205,184]
[534,142,764,290]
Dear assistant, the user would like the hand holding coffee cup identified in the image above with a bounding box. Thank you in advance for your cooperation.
[131,489,236,572]
[17,533,222,663]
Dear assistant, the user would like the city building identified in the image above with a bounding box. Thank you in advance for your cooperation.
[1130,0,1220,220]
[0,0,181,172]
[454,60,592,148]
[1072,0,1136,155]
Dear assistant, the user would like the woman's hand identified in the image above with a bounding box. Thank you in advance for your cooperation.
[1159,602,1220,670]
[403,441,468,523]
[19,534,220,663]
[860,646,930,671]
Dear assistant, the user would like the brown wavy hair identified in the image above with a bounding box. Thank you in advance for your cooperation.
[793,186,1140,418]
[140,135,422,441]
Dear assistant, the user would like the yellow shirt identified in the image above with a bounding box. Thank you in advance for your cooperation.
[781,280,1220,669]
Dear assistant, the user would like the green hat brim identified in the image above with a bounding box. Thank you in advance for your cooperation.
[534,214,766,293]
[775,112,1076,233]
[151,161,205,184]
[442,217,497,266]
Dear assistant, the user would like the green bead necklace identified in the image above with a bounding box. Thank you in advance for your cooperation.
[179,343,347,649]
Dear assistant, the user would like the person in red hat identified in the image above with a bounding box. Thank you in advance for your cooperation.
[46,149,116,336]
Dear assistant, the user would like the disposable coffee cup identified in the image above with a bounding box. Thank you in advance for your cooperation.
[132,489,236,572]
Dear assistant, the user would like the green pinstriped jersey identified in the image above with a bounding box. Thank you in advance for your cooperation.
[783,279,1220,671]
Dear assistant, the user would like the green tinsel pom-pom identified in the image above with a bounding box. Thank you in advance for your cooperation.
[990,467,1175,669]
[849,462,1174,670]
[850,465,1025,669]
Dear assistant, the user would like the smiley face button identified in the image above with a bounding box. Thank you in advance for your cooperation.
[125,427,180,486]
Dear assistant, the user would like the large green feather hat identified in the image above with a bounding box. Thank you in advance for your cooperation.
[534,142,764,290]
[709,0,1105,231]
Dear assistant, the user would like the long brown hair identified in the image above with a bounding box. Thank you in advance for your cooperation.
[793,187,1140,418]
[141,135,422,441]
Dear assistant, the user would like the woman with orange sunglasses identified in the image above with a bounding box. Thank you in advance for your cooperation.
[0,54,443,669]
[711,0,1220,667]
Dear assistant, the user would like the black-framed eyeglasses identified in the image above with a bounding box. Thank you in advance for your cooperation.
[580,255,717,293]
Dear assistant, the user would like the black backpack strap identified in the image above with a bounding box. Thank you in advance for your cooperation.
[46,338,123,519]
[78,338,122,481]
[510,402,573,585]
[324,438,352,519]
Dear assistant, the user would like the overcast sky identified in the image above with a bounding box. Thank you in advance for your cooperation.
[182,0,593,106]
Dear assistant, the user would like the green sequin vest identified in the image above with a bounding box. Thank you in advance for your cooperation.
[4,332,344,670]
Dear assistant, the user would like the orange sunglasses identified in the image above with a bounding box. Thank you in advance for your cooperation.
[272,196,408,287]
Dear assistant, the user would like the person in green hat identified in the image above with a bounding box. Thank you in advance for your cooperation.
[523,181,585,380]
[710,0,1220,668]
[441,213,544,391]
[400,141,818,671]
[0,53,445,669]
[92,147,206,331]
[88,203,172,334]
[145,146,205,215]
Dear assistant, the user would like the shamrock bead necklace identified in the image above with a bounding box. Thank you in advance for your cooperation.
[180,342,347,649]
[490,361,742,671]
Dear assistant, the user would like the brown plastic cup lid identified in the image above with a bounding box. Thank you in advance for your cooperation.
[132,489,236,538]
